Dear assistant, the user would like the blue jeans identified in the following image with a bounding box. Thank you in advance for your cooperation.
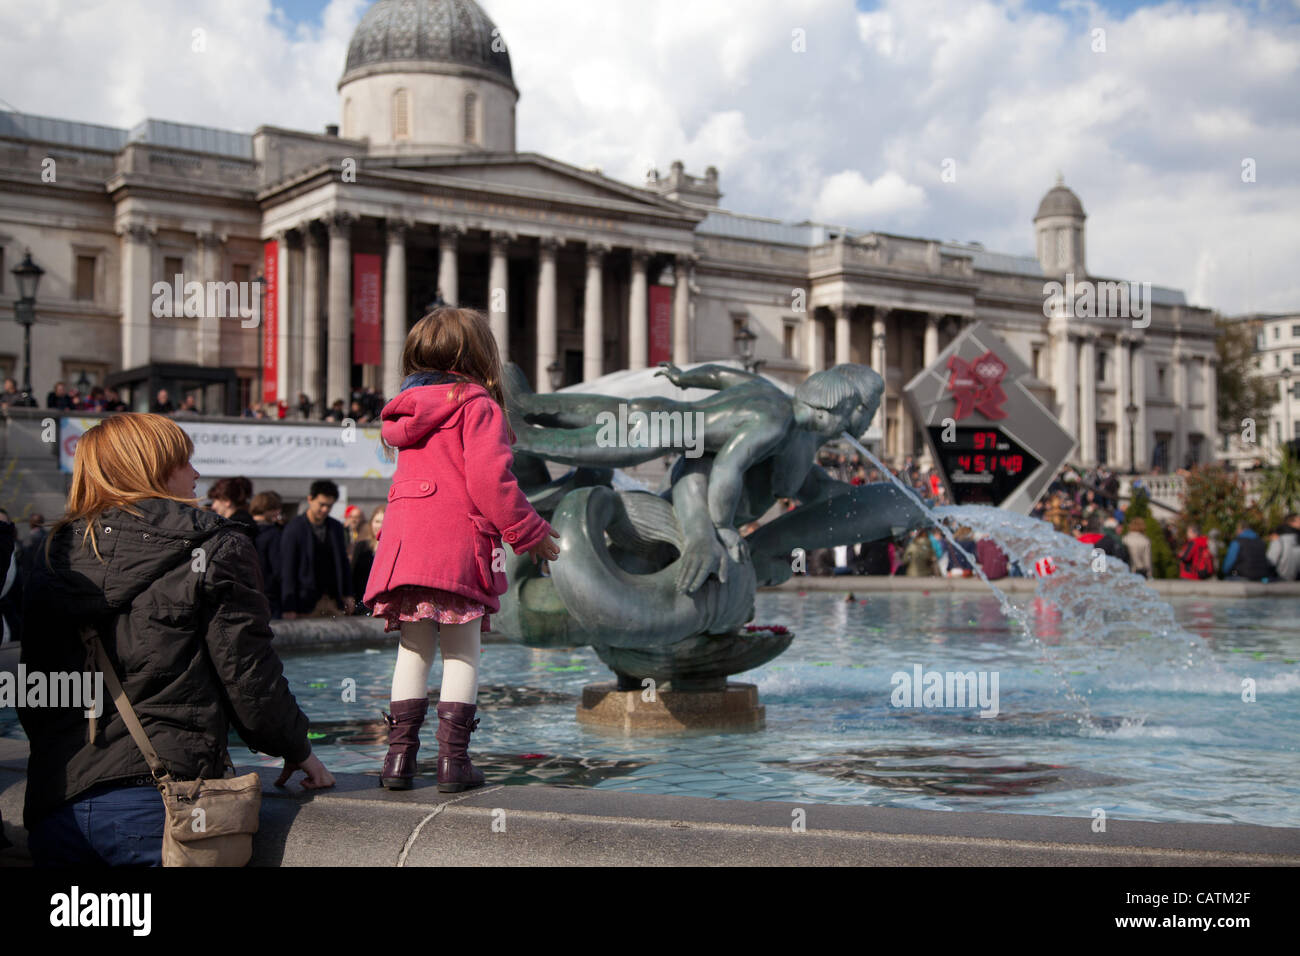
[28,781,165,867]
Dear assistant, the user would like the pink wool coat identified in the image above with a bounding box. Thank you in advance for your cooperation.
[363,382,552,612]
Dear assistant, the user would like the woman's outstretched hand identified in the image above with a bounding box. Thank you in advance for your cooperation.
[275,752,336,790]
[528,529,561,564]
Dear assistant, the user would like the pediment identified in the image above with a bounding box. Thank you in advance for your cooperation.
[367,152,688,213]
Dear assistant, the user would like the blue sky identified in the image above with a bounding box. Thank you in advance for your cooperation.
[2,0,1296,315]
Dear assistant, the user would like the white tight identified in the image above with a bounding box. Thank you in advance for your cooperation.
[390,619,480,704]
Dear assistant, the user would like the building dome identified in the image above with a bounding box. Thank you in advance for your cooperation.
[342,0,513,87]
[1034,174,1085,221]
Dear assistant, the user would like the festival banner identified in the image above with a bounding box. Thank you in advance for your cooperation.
[648,284,672,366]
[352,253,383,367]
[59,418,397,479]
[262,240,278,405]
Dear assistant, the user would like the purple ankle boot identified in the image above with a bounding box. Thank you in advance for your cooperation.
[436,701,487,793]
[380,698,429,790]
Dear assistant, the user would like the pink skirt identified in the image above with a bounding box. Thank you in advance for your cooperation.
[370,585,490,633]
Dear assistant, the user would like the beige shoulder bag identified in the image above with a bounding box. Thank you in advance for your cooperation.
[82,626,262,867]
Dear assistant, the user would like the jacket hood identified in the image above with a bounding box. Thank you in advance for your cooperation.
[380,381,492,450]
[28,497,228,617]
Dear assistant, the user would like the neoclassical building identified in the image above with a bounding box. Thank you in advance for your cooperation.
[0,0,1218,471]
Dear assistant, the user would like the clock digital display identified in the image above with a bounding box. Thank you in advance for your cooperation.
[927,426,1044,506]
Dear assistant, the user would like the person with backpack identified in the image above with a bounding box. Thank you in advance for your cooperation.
[1178,524,1215,580]
[1265,517,1300,581]
[1221,522,1276,582]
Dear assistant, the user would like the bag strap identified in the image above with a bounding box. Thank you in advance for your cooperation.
[79,624,174,784]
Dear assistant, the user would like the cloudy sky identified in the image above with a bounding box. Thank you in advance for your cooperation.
[2,0,1296,315]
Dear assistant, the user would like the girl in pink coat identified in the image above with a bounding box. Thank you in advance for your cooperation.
[366,307,560,792]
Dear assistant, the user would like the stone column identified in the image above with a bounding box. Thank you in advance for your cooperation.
[1132,339,1147,469]
[1174,353,1191,469]
[326,213,354,411]
[583,243,608,383]
[438,224,462,306]
[923,313,939,368]
[302,224,324,414]
[1116,334,1132,471]
[535,237,560,392]
[833,303,852,366]
[1202,355,1218,460]
[195,231,224,367]
[1079,333,1097,465]
[276,229,293,406]
[1053,330,1079,453]
[118,223,153,369]
[488,231,512,361]
[871,308,887,374]
[672,254,695,366]
[383,219,410,400]
[806,311,825,374]
[628,249,650,371]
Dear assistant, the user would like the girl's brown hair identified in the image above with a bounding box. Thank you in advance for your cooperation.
[1127,516,1145,534]
[401,307,505,409]
[47,413,197,562]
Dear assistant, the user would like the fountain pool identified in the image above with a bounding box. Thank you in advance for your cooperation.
[6,590,1289,827]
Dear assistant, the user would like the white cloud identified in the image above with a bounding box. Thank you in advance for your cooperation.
[813,170,927,222]
[0,0,1296,315]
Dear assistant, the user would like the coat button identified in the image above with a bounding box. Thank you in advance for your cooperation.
[104,526,112,534]
[504,531,517,542]
[419,481,429,492]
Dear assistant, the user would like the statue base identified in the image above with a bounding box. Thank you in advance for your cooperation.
[576,681,765,734]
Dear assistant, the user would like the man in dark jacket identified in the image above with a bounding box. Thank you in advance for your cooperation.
[250,491,284,617]
[280,480,354,618]
[17,497,315,839]
[1221,523,1275,581]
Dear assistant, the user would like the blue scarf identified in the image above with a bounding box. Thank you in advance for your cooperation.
[400,370,466,392]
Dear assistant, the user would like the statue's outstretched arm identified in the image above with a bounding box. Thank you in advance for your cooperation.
[657,362,761,392]
[707,423,787,529]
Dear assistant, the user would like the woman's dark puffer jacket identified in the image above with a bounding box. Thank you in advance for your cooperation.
[18,497,311,829]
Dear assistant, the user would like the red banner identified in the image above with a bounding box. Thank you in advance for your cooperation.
[261,240,278,405]
[352,253,382,367]
[649,285,672,366]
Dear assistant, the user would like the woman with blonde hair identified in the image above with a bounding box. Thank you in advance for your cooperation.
[18,413,333,866]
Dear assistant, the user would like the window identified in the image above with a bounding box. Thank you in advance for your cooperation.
[783,321,797,360]
[1293,352,1300,366]
[393,89,410,140]
[1096,348,1108,384]
[62,361,107,391]
[1031,346,1042,379]
[1292,324,1300,338]
[1157,365,1166,396]
[1097,424,1110,465]
[163,255,183,281]
[343,98,354,137]
[1274,326,1281,339]
[464,92,478,144]
[75,255,96,301]
[232,263,251,285]
[0,247,4,294]
[1056,229,1067,267]
[1276,353,1283,368]
[1152,433,1171,471]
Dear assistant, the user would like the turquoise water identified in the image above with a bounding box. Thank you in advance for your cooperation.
[4,592,1297,826]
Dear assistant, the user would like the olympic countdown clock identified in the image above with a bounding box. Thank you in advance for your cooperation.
[903,321,1076,513]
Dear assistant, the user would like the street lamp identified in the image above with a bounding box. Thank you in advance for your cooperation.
[734,323,758,374]
[1125,402,1139,475]
[1282,366,1294,454]
[547,360,563,392]
[10,249,44,405]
